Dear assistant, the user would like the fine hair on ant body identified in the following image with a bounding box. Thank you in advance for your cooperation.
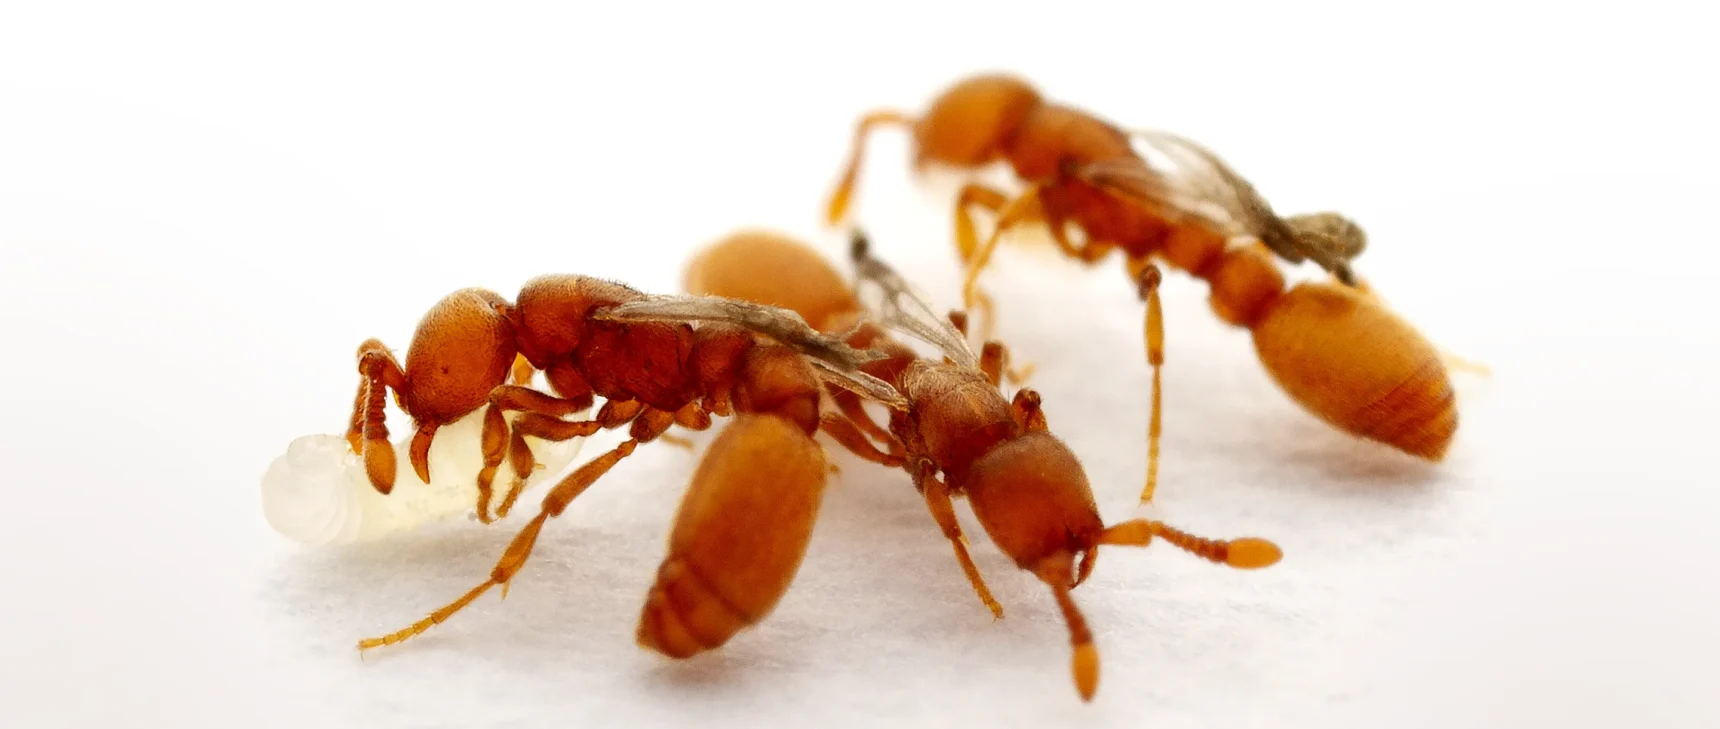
[657,228,1284,702]
[824,73,1464,503]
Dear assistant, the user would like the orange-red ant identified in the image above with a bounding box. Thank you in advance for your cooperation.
[826,74,1462,502]
[652,228,1284,701]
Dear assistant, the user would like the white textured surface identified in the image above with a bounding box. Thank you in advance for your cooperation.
[1,3,1716,728]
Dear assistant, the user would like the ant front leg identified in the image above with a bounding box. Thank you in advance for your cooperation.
[909,457,1004,620]
[349,339,408,494]
[357,436,643,652]
[819,412,905,468]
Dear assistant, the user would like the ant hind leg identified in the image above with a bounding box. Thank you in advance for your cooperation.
[357,437,644,652]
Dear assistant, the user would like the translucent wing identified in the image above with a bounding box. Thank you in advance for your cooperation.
[1075,130,1294,253]
[847,231,980,370]
[595,296,908,409]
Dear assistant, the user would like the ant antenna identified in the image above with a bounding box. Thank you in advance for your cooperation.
[1097,519,1282,569]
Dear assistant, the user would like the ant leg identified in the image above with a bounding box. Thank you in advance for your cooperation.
[1135,264,1166,505]
[475,405,509,523]
[629,408,681,443]
[357,437,643,652]
[656,402,711,451]
[954,184,1032,343]
[488,384,605,520]
[970,317,1035,388]
[659,434,696,450]
[819,413,904,468]
[947,310,970,336]
[954,183,1010,264]
[598,399,647,428]
[674,402,712,431]
[826,110,915,225]
[352,339,407,494]
[499,401,676,514]
[960,184,1047,342]
[911,459,1004,620]
[979,342,1009,387]
[491,384,592,419]
[830,389,896,453]
[496,432,534,520]
[1041,218,1116,264]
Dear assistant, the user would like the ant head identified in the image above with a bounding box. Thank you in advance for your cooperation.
[958,432,1104,574]
[1282,212,1367,284]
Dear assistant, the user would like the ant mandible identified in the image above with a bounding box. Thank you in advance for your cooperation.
[824,73,1462,503]
[647,228,1284,702]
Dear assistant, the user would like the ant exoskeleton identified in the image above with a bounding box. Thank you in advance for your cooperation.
[351,275,907,658]
[825,73,1464,502]
[647,229,1283,702]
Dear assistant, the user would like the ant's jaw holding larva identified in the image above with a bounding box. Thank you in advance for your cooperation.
[260,406,588,546]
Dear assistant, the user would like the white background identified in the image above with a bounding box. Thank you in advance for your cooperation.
[2,2,1716,727]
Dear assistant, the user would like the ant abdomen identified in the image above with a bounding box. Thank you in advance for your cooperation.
[1252,281,1457,460]
[636,414,829,658]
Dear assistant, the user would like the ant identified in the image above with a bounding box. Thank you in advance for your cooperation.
[824,73,1464,503]
[351,274,909,659]
[651,228,1283,702]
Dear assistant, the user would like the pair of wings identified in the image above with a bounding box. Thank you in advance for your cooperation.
[1080,129,1285,249]
[594,239,970,410]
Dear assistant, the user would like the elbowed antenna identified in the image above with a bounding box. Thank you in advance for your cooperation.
[1096,519,1283,569]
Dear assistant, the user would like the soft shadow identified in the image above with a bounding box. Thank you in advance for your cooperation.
[637,644,787,694]
[1252,413,1450,492]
